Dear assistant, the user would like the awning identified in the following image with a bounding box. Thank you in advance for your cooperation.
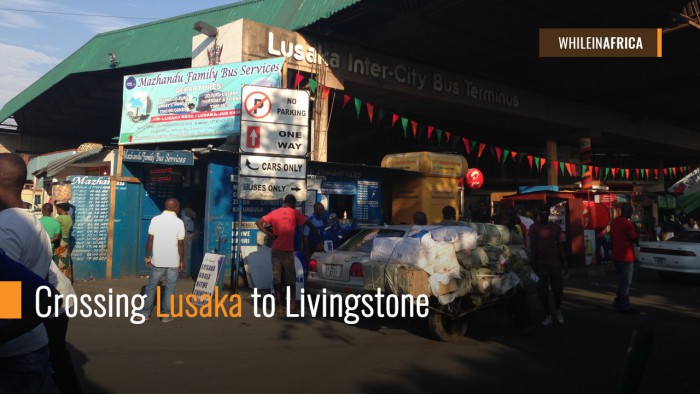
[32,148,106,179]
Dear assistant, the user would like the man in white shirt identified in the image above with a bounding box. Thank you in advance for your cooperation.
[138,198,185,323]
[0,153,53,393]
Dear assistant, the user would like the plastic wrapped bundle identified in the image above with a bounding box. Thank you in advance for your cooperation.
[432,243,460,276]
[388,233,437,268]
[370,237,403,262]
[363,260,387,292]
[460,222,510,246]
[429,226,478,252]
[482,245,508,262]
[469,247,490,267]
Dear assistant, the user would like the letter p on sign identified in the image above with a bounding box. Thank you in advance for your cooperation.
[0,281,22,318]
[247,126,261,149]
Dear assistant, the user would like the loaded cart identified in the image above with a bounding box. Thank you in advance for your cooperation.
[364,223,538,341]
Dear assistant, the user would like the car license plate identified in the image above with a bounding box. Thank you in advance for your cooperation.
[325,264,342,278]
[653,257,666,266]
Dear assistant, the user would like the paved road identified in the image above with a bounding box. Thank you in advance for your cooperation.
[51,266,700,394]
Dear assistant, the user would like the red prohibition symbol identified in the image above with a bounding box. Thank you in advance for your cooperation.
[244,91,272,119]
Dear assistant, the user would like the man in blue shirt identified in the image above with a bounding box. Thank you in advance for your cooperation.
[303,202,327,260]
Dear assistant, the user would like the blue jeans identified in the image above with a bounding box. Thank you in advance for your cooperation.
[140,266,179,317]
[614,261,634,309]
[0,346,51,394]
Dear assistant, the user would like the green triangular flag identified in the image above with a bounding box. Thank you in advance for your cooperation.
[502,149,509,164]
[535,157,541,171]
[308,78,318,95]
[354,98,362,119]
[559,162,565,175]
[436,129,443,144]
[605,167,610,179]
[401,117,409,137]
[470,141,477,152]
[582,164,588,175]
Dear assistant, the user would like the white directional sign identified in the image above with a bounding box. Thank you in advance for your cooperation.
[241,86,310,126]
[237,176,307,201]
[240,121,309,156]
[239,154,306,180]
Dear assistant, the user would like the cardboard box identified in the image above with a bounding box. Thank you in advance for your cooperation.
[397,266,431,297]
[437,279,458,296]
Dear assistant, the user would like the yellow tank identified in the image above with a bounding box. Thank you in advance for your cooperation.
[381,152,468,224]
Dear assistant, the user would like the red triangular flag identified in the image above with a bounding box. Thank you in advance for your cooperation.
[663,168,668,177]
[635,168,640,178]
[391,113,399,127]
[495,147,502,162]
[654,168,659,178]
[565,162,572,176]
[462,138,470,154]
[410,120,418,137]
[625,169,630,179]
[321,85,330,100]
[672,167,677,177]
[552,160,559,173]
[541,158,547,167]
[511,151,518,160]
[594,166,600,179]
[527,155,534,168]
[612,168,619,177]
[294,73,305,89]
[444,131,451,141]
[427,126,435,140]
[645,169,650,178]
[342,94,351,108]
[366,103,374,123]
[478,143,486,158]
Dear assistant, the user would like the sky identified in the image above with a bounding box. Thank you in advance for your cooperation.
[0,0,237,111]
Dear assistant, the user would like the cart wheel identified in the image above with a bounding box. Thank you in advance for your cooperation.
[428,304,468,342]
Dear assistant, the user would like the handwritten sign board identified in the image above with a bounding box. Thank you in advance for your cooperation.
[192,253,225,305]
[123,149,194,166]
[69,176,126,280]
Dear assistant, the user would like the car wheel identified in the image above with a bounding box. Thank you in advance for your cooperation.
[427,304,468,342]
[657,271,679,280]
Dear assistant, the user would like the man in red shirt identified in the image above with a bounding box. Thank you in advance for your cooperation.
[610,203,639,314]
[529,205,567,326]
[256,194,322,314]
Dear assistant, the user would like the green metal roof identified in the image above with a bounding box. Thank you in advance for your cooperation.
[0,0,361,122]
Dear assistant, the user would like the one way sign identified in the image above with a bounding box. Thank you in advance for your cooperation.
[240,121,308,156]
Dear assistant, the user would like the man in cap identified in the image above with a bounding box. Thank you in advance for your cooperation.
[529,205,567,326]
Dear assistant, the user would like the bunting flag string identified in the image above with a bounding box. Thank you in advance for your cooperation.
[320,82,699,179]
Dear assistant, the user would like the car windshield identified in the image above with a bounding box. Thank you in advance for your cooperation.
[336,228,406,253]
[668,231,700,243]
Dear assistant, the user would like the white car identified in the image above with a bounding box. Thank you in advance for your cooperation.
[638,230,700,277]
[306,225,411,295]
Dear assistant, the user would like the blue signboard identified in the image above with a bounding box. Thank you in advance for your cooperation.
[119,58,285,145]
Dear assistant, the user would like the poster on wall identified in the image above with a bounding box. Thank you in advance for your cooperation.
[118,57,285,145]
